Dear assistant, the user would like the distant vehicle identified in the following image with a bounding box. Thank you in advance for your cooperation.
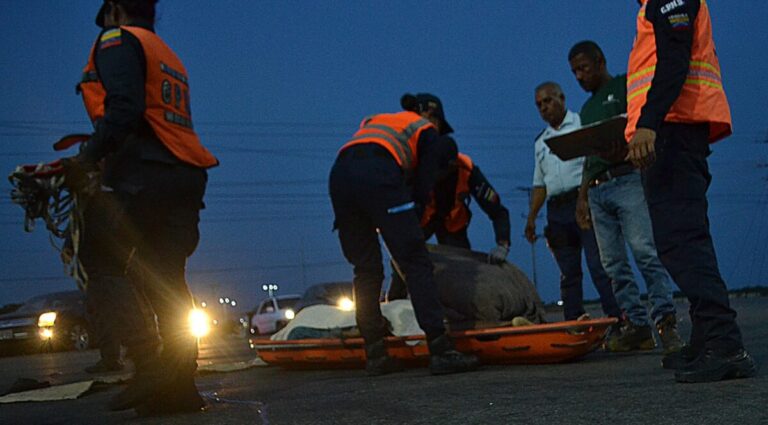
[0,291,89,353]
[250,295,301,335]
[294,282,355,313]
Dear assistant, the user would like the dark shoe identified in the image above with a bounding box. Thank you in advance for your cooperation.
[662,345,697,370]
[675,349,757,383]
[428,335,479,375]
[602,319,625,350]
[605,322,656,352]
[85,359,124,374]
[109,356,163,411]
[656,314,684,355]
[134,379,206,417]
[364,340,404,376]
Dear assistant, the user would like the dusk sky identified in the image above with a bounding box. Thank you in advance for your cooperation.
[1,1,767,311]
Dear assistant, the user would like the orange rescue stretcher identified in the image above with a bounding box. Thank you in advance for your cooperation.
[252,317,616,370]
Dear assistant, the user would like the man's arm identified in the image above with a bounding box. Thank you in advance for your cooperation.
[468,166,510,246]
[637,0,700,132]
[412,127,447,214]
[627,0,700,168]
[80,28,147,164]
[576,162,592,230]
[525,186,546,243]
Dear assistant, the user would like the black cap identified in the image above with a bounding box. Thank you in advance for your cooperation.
[416,93,454,135]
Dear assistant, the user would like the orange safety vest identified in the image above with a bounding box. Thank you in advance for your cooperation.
[420,153,473,233]
[340,111,434,172]
[79,26,218,168]
[626,0,732,143]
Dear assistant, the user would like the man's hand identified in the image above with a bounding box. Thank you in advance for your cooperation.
[61,156,98,193]
[488,243,509,265]
[524,218,537,243]
[576,194,592,230]
[626,128,657,169]
[597,138,630,163]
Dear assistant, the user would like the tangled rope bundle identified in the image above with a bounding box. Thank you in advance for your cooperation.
[8,134,96,290]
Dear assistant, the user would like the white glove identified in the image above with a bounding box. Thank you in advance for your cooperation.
[488,244,509,265]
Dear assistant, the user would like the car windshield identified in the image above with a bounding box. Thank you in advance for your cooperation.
[276,298,299,310]
[14,292,81,314]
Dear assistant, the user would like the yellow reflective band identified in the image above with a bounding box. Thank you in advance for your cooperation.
[690,61,721,78]
[627,86,651,102]
[628,65,656,83]
[684,78,723,90]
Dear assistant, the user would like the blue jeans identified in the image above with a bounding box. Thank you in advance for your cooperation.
[545,198,622,321]
[588,172,676,326]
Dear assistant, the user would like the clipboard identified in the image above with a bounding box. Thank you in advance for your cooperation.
[544,115,627,161]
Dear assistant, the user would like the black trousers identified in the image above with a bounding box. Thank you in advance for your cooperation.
[79,191,133,364]
[387,225,470,301]
[329,144,446,342]
[94,162,207,379]
[643,122,743,355]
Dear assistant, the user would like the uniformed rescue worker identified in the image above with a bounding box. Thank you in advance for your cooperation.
[625,0,756,382]
[66,0,218,413]
[387,94,511,300]
[329,94,479,376]
[421,152,510,260]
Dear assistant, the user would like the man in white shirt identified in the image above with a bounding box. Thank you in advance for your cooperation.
[524,82,621,322]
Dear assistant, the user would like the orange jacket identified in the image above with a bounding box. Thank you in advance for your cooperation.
[421,153,473,233]
[340,111,434,172]
[80,26,218,168]
[626,0,731,143]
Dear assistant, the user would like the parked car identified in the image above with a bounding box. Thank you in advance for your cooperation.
[0,290,89,354]
[250,294,301,335]
[294,281,355,313]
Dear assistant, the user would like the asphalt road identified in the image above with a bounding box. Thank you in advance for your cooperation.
[1,297,766,425]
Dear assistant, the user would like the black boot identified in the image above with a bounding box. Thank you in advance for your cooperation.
[364,340,404,376]
[109,352,163,411]
[134,375,206,416]
[428,334,479,375]
[674,348,757,383]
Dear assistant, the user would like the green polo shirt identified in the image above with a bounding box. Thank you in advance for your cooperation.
[579,74,627,181]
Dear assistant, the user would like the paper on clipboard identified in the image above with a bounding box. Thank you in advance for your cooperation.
[543,115,628,161]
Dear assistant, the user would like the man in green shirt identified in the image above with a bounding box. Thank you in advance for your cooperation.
[569,41,683,355]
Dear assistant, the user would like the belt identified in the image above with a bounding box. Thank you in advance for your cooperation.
[338,143,392,160]
[589,163,636,188]
[547,188,579,208]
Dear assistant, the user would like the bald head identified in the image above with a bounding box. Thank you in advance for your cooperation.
[534,82,567,129]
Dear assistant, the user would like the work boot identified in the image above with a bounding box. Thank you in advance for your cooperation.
[85,359,125,374]
[602,319,625,350]
[109,354,163,411]
[675,348,757,383]
[656,314,684,355]
[605,321,656,352]
[662,344,698,370]
[428,334,479,375]
[134,375,206,416]
[364,340,404,376]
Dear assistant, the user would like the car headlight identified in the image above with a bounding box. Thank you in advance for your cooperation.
[38,312,57,327]
[39,328,54,339]
[188,309,210,338]
[337,297,355,311]
[284,309,295,320]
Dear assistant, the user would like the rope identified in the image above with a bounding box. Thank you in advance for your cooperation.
[8,160,98,291]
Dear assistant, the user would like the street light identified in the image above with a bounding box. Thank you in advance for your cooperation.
[262,284,279,297]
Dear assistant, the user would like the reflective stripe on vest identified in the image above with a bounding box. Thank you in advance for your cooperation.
[421,153,473,233]
[340,111,434,171]
[625,0,732,143]
[79,26,218,168]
